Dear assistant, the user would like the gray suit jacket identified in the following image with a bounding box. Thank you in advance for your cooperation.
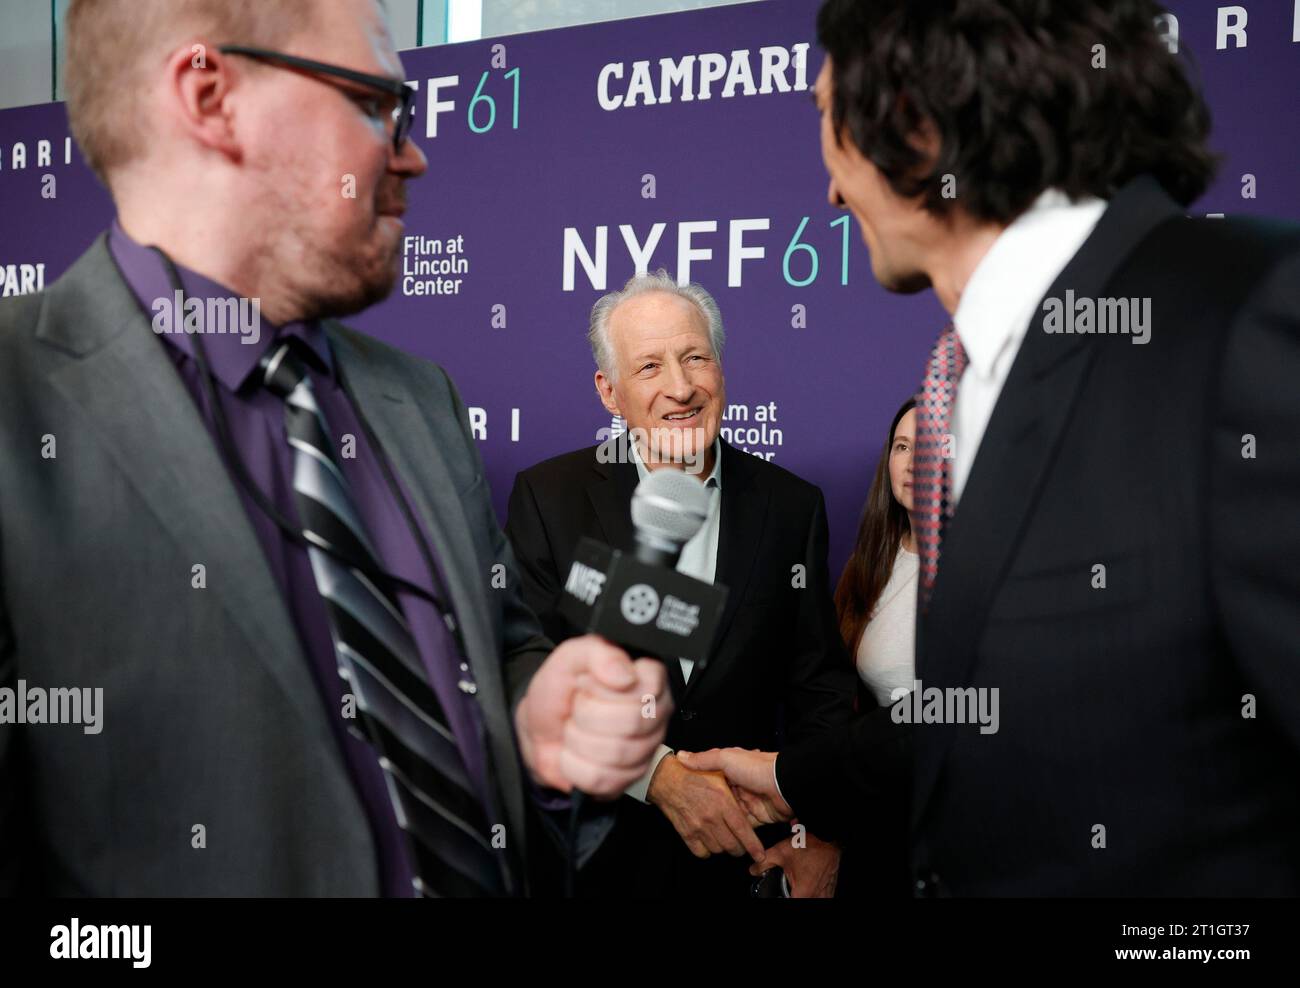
[0,235,562,895]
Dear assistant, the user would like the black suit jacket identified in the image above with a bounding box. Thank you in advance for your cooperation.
[507,436,856,896]
[778,176,1300,896]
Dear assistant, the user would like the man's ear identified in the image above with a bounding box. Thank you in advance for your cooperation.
[164,42,243,163]
[594,369,621,417]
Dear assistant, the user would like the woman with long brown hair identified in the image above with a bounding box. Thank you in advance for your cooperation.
[836,397,918,705]
[830,397,916,899]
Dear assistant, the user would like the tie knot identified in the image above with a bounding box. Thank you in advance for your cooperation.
[261,340,310,399]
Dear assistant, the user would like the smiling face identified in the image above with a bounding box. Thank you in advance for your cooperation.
[814,57,932,296]
[594,291,725,476]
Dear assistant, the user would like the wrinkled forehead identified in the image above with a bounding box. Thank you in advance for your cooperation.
[610,293,709,349]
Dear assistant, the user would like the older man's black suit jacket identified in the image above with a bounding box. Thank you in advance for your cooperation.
[507,436,857,897]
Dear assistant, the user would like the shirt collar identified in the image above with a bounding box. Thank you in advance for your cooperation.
[952,189,1108,379]
[627,433,722,491]
[106,218,334,392]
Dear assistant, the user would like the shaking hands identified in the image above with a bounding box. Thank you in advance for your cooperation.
[674,747,839,897]
[676,746,794,824]
[646,753,766,861]
[516,675,841,897]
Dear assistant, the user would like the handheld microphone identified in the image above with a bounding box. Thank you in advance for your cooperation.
[558,468,728,673]
[557,468,728,896]
[630,467,710,567]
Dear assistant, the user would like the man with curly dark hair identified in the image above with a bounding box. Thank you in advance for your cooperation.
[682,0,1300,896]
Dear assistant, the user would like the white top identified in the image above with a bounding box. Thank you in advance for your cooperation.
[949,189,1107,504]
[855,544,919,706]
[623,439,722,803]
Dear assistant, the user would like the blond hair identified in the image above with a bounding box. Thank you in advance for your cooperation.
[64,0,319,183]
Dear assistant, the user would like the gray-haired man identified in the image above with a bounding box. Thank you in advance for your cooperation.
[506,272,856,897]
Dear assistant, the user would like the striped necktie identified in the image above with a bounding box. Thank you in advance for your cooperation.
[914,323,968,612]
[261,339,509,897]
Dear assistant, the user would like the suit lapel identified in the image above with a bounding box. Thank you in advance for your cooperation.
[585,439,767,701]
[37,236,341,762]
[683,442,767,701]
[326,325,528,857]
[912,177,1184,825]
[586,434,639,551]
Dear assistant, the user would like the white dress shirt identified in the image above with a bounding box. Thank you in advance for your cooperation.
[949,189,1107,504]
[623,439,723,803]
[773,189,1108,807]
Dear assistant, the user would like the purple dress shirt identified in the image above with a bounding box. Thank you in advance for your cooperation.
[106,221,498,897]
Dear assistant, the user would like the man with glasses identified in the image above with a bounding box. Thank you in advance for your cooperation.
[0,0,670,896]
[217,43,419,155]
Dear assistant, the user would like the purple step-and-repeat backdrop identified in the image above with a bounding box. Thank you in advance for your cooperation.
[2,0,1298,576]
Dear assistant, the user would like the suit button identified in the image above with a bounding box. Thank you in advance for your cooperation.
[913,871,943,898]
[679,709,696,721]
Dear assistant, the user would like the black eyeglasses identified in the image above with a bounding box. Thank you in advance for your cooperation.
[218,44,417,152]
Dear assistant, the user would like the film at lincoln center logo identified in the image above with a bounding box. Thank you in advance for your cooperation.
[620,585,661,625]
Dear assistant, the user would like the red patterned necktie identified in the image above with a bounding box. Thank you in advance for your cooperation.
[914,323,968,611]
